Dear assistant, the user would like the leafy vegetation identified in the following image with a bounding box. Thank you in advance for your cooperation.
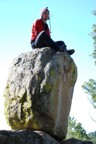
[67,116,96,143]
[67,116,90,140]
[82,10,96,118]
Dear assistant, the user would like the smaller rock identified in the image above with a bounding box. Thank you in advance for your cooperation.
[0,130,93,144]
[0,130,59,144]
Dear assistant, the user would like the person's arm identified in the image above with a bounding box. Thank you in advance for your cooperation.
[31,20,39,41]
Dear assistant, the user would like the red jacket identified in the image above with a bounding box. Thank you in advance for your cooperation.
[31,19,50,41]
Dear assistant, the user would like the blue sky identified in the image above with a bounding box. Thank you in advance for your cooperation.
[0,0,96,132]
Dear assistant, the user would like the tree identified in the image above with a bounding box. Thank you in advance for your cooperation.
[91,10,96,63]
[67,116,90,140]
[82,11,96,109]
[67,117,96,143]
[88,131,96,144]
[82,79,96,108]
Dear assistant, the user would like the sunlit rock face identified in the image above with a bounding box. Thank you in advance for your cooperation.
[4,47,77,140]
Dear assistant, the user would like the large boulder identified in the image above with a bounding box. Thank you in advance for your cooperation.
[4,47,77,140]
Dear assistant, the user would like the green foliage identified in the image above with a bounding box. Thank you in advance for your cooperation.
[82,10,96,122]
[67,116,90,141]
[91,10,96,64]
[67,117,96,143]
[82,79,96,108]
[88,131,96,144]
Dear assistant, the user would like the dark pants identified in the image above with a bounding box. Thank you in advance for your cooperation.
[31,31,66,52]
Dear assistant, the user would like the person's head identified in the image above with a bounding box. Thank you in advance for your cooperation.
[40,7,50,21]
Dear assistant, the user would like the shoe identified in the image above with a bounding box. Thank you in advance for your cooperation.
[67,49,75,55]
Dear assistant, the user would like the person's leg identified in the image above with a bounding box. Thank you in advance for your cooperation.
[56,40,75,55]
[55,41,67,51]
[31,41,36,49]
[31,31,75,55]
[55,41,65,46]
[35,31,63,52]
